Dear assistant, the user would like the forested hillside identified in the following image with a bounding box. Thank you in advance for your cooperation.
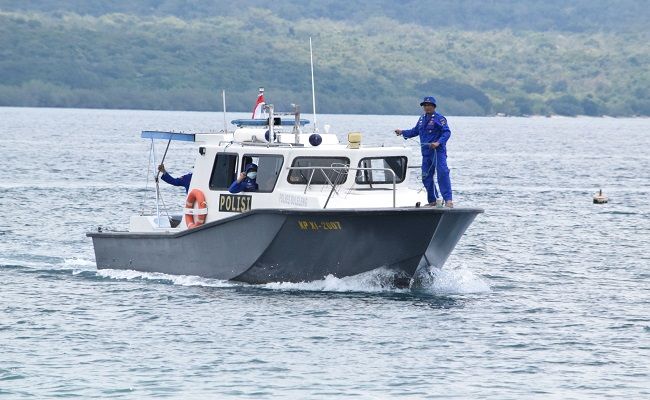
[0,1,648,115]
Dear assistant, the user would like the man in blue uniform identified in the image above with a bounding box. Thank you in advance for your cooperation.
[158,163,192,194]
[228,163,259,193]
[395,96,453,207]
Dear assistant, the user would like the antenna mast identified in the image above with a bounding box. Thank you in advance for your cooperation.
[309,37,318,133]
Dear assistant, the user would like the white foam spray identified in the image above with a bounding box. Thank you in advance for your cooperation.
[411,265,491,294]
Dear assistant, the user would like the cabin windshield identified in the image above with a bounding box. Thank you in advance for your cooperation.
[288,157,350,185]
[355,156,407,184]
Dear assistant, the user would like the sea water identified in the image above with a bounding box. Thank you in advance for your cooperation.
[0,107,648,398]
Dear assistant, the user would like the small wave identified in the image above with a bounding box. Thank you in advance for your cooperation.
[63,257,96,268]
[63,257,97,276]
[0,255,96,274]
[600,210,640,216]
[95,268,235,288]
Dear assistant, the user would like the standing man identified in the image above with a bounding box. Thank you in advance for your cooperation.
[395,96,453,207]
[158,163,192,194]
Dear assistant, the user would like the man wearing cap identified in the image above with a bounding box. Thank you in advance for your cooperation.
[395,96,453,207]
[228,163,259,193]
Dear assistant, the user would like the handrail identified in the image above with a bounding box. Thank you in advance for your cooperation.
[287,165,397,208]
[217,140,303,148]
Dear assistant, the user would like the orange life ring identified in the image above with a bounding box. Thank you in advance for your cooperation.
[184,189,208,229]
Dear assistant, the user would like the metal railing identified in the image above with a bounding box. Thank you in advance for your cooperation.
[286,165,398,208]
[217,140,303,148]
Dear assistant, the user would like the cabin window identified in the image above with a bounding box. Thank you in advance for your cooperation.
[355,156,407,184]
[288,157,350,185]
[241,154,284,193]
[209,153,238,190]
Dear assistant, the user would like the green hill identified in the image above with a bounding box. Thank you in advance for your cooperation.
[0,1,648,116]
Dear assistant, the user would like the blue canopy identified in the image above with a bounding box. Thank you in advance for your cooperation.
[141,131,195,142]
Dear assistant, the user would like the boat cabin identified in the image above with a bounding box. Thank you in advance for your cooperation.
[132,118,421,233]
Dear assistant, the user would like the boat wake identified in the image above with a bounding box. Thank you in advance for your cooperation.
[53,258,489,295]
[263,265,491,294]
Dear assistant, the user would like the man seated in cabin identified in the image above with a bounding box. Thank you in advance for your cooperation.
[228,163,259,193]
[158,164,192,194]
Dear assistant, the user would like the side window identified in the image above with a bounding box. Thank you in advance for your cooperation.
[209,153,238,190]
[241,154,284,193]
[356,156,407,184]
[288,157,350,185]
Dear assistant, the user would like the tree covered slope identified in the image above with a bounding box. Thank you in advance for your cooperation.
[0,1,648,115]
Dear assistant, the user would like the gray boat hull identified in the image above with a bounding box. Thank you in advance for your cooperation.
[87,208,482,284]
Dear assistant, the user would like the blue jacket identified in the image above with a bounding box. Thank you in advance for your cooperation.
[161,172,192,193]
[228,178,259,193]
[401,112,451,156]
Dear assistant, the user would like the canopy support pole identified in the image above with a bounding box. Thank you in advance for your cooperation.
[152,139,162,227]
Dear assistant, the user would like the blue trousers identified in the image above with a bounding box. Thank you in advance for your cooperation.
[422,150,452,203]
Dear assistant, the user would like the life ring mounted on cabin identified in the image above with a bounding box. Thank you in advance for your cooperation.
[184,189,208,229]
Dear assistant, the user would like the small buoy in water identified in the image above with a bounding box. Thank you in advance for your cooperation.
[593,189,608,204]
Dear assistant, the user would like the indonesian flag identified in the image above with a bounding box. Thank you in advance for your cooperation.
[251,88,265,119]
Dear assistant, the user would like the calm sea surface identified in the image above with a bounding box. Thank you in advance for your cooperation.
[1,107,649,398]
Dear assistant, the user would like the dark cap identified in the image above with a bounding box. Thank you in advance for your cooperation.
[420,96,437,106]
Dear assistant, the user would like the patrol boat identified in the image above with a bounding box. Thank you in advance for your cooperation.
[87,105,483,286]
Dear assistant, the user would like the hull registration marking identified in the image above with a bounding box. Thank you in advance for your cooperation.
[297,220,342,231]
